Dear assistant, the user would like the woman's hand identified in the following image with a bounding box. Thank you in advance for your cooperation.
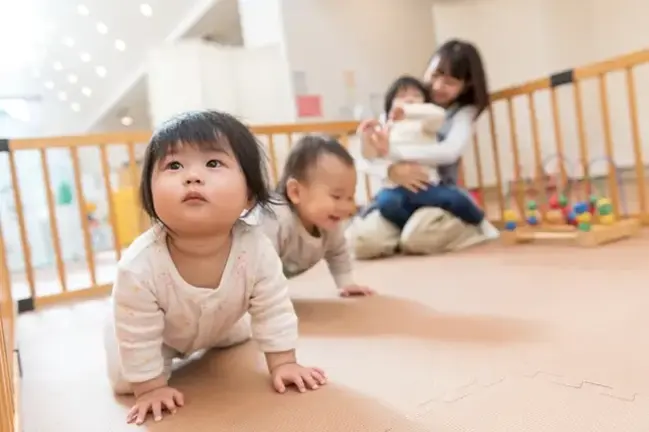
[388,162,430,192]
[388,105,405,121]
[358,119,389,157]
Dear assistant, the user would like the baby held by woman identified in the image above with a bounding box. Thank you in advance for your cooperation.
[362,75,496,238]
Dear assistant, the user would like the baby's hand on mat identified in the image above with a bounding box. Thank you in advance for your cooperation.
[272,363,327,393]
[127,386,184,425]
[339,284,375,297]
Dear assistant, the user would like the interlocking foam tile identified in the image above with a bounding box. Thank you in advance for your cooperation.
[411,375,649,431]
[522,369,642,402]
[600,387,639,402]
[440,382,477,403]
[530,372,608,390]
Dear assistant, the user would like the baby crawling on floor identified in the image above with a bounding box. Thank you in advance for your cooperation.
[103,110,326,425]
[257,134,375,297]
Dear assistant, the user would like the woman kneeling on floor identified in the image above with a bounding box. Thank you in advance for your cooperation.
[350,39,500,259]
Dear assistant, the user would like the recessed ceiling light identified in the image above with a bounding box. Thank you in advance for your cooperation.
[80,52,92,62]
[140,4,153,17]
[96,22,108,34]
[114,39,126,51]
[77,4,90,16]
[81,87,92,97]
[44,81,54,89]
[71,102,81,112]
[53,61,63,71]
[95,66,107,77]
[63,37,75,47]
[58,91,68,101]
[67,74,78,84]
[121,116,134,126]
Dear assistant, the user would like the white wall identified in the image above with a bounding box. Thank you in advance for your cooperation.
[432,0,649,189]
[280,0,437,121]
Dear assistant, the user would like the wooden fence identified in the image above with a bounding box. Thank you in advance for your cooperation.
[483,49,649,223]
[0,231,19,432]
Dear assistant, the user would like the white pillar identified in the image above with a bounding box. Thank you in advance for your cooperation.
[238,0,286,50]
[146,39,296,126]
[146,39,238,127]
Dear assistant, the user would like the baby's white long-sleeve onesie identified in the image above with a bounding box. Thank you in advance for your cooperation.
[103,221,298,394]
[258,202,355,289]
[361,104,477,187]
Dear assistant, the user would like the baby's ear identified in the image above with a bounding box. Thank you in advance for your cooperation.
[285,177,301,205]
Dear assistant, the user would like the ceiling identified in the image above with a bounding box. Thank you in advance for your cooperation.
[0,0,241,138]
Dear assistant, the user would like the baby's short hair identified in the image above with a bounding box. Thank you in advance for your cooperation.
[276,135,354,200]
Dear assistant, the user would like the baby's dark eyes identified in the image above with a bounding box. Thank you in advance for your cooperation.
[166,161,182,170]
[164,160,222,170]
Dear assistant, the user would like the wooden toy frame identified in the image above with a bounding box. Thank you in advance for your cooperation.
[501,218,641,247]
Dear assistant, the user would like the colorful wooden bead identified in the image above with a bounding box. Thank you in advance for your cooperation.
[548,194,560,210]
[527,215,539,225]
[527,200,538,211]
[573,201,589,214]
[504,221,517,231]
[597,204,613,216]
[578,222,591,232]
[597,198,614,215]
[596,197,611,207]
[599,214,615,225]
[503,209,518,222]
[558,194,568,208]
[564,208,577,225]
[575,212,592,224]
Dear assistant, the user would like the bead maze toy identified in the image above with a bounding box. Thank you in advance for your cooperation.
[501,156,641,247]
